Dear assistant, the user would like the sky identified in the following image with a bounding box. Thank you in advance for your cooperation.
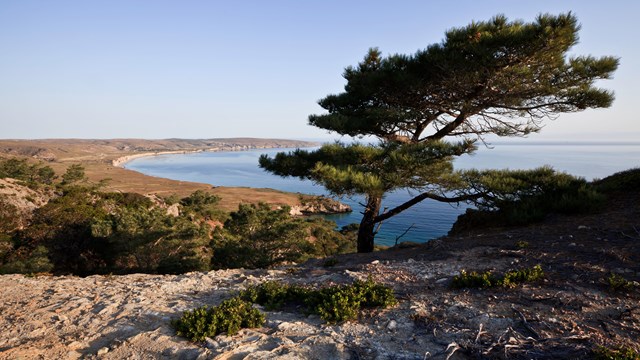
[0,1,638,141]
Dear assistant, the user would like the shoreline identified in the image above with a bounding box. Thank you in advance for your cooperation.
[111,143,320,168]
[111,149,212,167]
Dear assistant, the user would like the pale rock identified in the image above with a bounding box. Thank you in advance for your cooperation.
[386,320,398,331]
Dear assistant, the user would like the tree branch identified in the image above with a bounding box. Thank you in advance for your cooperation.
[372,191,484,224]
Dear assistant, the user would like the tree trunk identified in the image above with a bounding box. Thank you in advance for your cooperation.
[357,195,382,253]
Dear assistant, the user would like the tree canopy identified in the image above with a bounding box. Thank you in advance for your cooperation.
[260,13,618,253]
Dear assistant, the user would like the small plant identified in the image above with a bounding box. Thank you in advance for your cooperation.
[502,265,545,287]
[451,270,499,289]
[451,265,544,289]
[240,281,309,310]
[172,297,265,342]
[607,273,636,292]
[516,240,529,249]
[594,345,640,360]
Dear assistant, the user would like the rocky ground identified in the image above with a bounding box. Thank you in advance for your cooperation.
[1,191,639,359]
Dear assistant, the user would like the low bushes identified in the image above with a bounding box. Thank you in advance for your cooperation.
[240,277,397,324]
[173,278,396,342]
[451,265,544,289]
[594,345,640,360]
[172,298,265,341]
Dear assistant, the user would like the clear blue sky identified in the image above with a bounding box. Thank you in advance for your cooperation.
[1,1,638,141]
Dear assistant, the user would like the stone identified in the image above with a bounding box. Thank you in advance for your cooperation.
[387,320,397,331]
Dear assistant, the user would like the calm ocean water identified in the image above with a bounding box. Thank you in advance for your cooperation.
[125,143,640,246]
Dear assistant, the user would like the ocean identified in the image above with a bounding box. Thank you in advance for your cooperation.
[124,142,640,246]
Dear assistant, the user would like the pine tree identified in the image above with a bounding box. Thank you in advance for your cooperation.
[260,13,618,253]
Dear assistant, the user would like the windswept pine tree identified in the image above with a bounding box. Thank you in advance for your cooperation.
[260,13,618,252]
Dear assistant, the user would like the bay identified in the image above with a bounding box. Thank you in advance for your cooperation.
[124,142,640,246]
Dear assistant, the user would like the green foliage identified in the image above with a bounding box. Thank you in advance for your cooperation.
[91,205,211,274]
[239,277,396,324]
[260,14,617,253]
[0,158,56,186]
[172,297,265,342]
[451,270,499,289]
[61,164,86,185]
[4,187,216,275]
[594,346,640,360]
[595,168,640,193]
[502,265,545,288]
[180,190,226,221]
[515,241,529,249]
[607,273,637,292]
[451,167,605,230]
[239,281,310,310]
[451,265,544,289]
[0,245,54,275]
[211,203,353,269]
[20,185,108,274]
[101,192,153,208]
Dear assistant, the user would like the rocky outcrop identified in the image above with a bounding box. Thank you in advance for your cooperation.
[289,196,352,216]
[0,178,54,229]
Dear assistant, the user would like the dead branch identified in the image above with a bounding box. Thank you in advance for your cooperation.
[512,306,541,340]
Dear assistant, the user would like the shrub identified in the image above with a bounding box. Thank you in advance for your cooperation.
[239,281,309,310]
[0,158,56,186]
[180,190,226,221]
[451,265,544,289]
[211,203,354,269]
[502,265,545,288]
[240,277,396,324]
[61,164,86,185]
[607,273,637,292]
[594,345,640,360]
[451,167,605,232]
[594,168,640,193]
[451,270,499,289]
[172,297,265,342]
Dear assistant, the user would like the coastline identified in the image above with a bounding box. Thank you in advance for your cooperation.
[111,149,212,167]
[111,142,321,168]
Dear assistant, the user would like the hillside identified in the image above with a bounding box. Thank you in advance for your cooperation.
[0,138,318,211]
[0,190,638,359]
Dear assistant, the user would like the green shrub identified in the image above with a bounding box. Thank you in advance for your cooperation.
[312,285,362,323]
[0,158,56,186]
[607,273,637,292]
[451,265,544,289]
[211,203,353,269]
[516,240,529,249]
[594,345,640,360]
[240,277,396,324]
[452,168,606,232]
[61,164,86,185]
[594,168,640,193]
[180,190,226,221]
[502,265,545,288]
[239,281,309,310]
[172,297,265,342]
[451,270,499,289]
